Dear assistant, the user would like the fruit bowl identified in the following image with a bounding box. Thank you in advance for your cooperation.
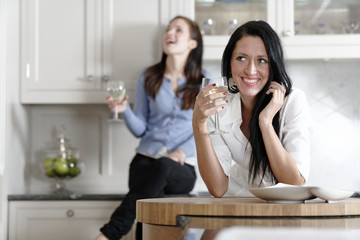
[42,150,81,179]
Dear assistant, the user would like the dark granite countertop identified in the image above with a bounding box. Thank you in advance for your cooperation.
[8,193,202,201]
[10,192,356,201]
[8,194,127,201]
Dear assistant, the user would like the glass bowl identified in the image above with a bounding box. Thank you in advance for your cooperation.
[41,149,83,196]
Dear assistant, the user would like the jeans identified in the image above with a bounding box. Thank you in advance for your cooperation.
[100,153,196,240]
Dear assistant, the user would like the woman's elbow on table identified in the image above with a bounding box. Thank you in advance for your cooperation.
[206,183,228,198]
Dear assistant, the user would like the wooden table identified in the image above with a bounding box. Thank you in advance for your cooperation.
[136,197,360,240]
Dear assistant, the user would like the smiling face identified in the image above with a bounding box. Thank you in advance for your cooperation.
[230,35,270,101]
[163,18,197,58]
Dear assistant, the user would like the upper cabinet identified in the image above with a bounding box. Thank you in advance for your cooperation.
[21,0,161,104]
[20,0,360,104]
[192,0,360,60]
[21,0,113,104]
[281,0,360,59]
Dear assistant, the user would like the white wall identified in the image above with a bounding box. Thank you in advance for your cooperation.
[2,0,32,238]
[0,0,6,238]
[5,0,30,196]
[288,60,360,191]
[27,105,140,194]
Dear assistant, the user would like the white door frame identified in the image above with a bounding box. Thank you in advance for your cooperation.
[0,0,8,238]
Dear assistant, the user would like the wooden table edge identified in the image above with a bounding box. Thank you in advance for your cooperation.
[136,197,360,226]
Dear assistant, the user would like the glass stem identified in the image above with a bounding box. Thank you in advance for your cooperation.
[215,113,220,130]
[56,180,66,190]
[114,105,119,119]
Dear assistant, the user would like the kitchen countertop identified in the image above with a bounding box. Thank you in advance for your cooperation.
[7,193,198,201]
[8,191,359,201]
[8,194,127,201]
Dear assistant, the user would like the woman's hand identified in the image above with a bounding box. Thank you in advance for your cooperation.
[106,95,129,114]
[168,149,186,166]
[192,84,229,197]
[258,82,305,185]
[259,81,285,128]
[192,84,227,134]
[94,233,109,240]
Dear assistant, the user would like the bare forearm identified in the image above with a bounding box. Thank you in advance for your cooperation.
[193,122,228,197]
[260,122,304,185]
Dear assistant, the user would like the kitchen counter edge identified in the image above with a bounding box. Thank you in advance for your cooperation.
[8,194,127,201]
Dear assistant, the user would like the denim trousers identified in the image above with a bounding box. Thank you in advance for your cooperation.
[100,153,196,240]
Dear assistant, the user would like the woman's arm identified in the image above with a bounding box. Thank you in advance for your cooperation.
[192,84,229,197]
[121,74,149,137]
[259,84,309,185]
[260,120,305,185]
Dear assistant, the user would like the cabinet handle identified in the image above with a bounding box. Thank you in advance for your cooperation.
[87,75,95,81]
[283,29,295,37]
[102,75,110,82]
[26,63,31,78]
[66,209,75,217]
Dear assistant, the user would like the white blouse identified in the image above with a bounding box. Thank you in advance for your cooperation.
[208,88,312,197]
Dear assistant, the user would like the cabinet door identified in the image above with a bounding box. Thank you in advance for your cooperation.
[190,0,360,60]
[8,201,135,240]
[20,0,112,104]
[191,0,273,60]
[273,0,360,59]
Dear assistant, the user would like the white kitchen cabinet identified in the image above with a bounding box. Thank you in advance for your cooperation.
[20,0,171,104]
[20,0,113,104]
[191,0,360,60]
[8,200,136,240]
[280,0,360,59]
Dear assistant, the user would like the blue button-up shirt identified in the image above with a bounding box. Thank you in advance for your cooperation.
[122,72,200,165]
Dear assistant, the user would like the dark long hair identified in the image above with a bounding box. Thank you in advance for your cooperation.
[221,20,292,183]
[144,16,204,109]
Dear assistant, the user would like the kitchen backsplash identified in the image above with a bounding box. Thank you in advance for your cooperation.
[288,60,360,191]
[18,60,360,195]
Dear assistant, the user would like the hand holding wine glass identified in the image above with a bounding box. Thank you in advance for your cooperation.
[202,76,228,135]
[106,80,127,122]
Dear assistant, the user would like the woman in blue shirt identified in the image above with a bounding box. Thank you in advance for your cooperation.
[96,16,204,240]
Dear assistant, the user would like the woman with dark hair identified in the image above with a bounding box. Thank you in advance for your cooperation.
[192,20,312,198]
[96,16,204,240]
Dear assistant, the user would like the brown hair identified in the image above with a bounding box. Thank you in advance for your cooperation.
[144,16,204,109]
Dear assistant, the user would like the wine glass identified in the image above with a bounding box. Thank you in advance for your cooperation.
[202,76,228,135]
[106,80,126,122]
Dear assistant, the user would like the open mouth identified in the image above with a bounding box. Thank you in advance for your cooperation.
[242,77,258,85]
[166,39,175,44]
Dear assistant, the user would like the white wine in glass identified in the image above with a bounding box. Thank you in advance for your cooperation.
[106,80,126,122]
[202,76,228,135]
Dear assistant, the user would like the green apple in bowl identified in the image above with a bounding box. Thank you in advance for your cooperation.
[45,168,56,177]
[54,156,69,177]
[43,157,55,169]
[68,165,80,177]
[67,154,78,165]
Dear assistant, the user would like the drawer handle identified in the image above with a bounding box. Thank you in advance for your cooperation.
[66,209,75,217]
